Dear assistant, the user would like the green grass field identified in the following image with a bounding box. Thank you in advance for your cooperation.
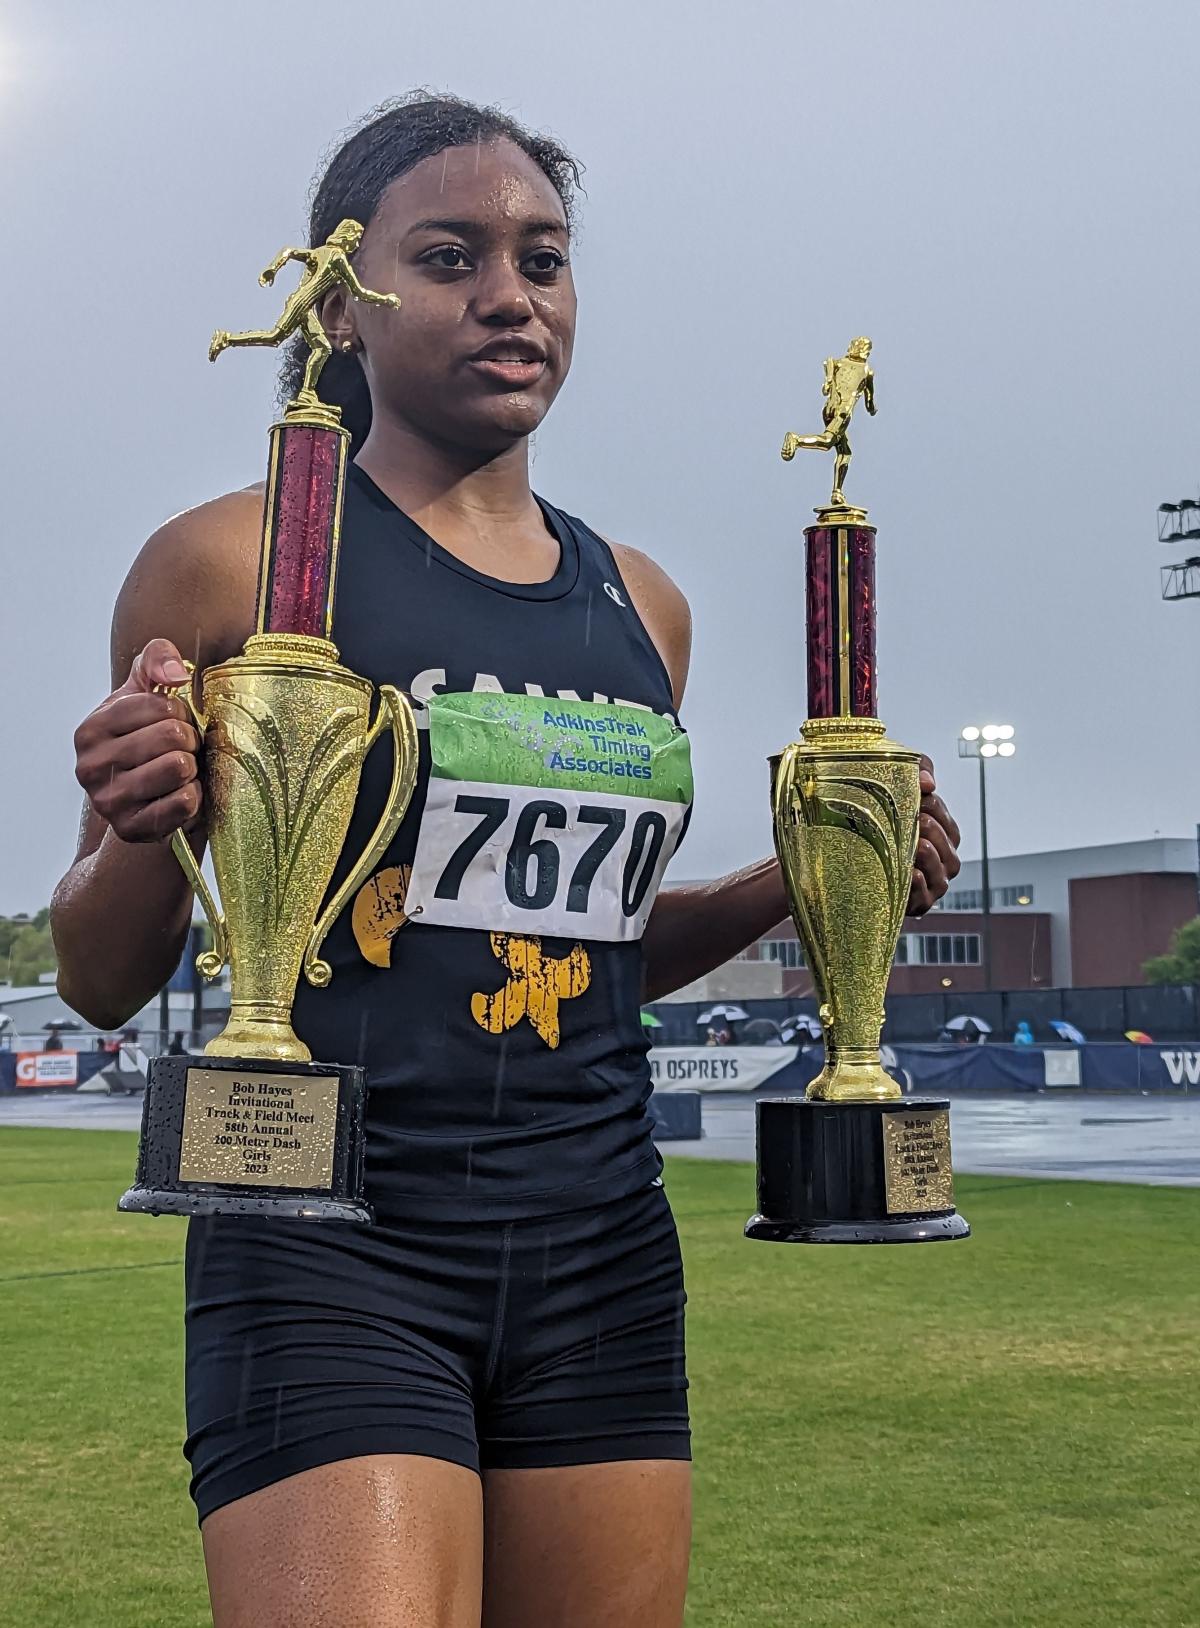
[1,1128,1197,1628]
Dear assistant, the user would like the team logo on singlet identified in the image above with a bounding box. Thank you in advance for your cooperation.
[351,861,590,1049]
[351,865,411,967]
[470,934,592,1050]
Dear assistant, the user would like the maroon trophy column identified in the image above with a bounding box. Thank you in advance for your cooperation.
[805,519,877,721]
[256,419,350,641]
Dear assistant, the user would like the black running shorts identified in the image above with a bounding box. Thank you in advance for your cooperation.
[183,1180,690,1523]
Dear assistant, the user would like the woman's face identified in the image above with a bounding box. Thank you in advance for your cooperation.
[338,137,576,456]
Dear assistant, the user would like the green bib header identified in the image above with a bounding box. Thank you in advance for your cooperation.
[427,692,693,804]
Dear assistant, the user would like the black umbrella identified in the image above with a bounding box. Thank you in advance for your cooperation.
[43,1019,83,1032]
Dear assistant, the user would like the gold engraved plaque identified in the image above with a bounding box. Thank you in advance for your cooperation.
[882,1108,954,1215]
[178,1068,339,1189]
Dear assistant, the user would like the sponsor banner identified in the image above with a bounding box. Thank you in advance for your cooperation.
[1044,1049,1082,1087]
[1158,1049,1200,1087]
[15,1052,79,1088]
[649,1045,802,1093]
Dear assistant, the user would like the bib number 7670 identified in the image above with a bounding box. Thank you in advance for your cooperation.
[404,781,687,942]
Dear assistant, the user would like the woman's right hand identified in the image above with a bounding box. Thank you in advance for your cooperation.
[73,638,204,843]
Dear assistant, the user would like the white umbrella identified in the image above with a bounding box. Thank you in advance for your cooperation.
[781,1014,823,1041]
[944,1014,992,1034]
[697,1004,749,1025]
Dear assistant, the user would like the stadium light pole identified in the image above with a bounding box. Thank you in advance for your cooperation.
[957,725,1016,991]
[1158,497,1200,603]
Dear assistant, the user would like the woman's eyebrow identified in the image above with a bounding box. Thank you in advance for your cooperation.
[517,217,570,238]
[405,217,483,237]
[404,215,567,239]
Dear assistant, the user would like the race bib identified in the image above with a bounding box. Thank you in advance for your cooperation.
[404,693,693,943]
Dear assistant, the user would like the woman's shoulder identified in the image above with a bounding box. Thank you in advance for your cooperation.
[605,538,690,621]
[601,533,693,713]
[111,484,264,678]
[144,483,265,566]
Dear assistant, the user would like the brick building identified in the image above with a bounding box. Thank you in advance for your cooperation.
[711,837,1199,999]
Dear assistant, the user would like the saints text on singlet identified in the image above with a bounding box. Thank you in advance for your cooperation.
[290,465,692,1219]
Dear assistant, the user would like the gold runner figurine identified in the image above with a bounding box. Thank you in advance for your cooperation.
[781,336,876,512]
[208,219,400,409]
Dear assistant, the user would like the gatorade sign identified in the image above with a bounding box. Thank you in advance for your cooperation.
[15,1052,79,1088]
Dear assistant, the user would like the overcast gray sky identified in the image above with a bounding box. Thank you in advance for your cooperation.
[3,0,1198,916]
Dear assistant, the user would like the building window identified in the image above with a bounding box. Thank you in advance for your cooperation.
[999,885,1033,907]
[942,885,1033,911]
[759,938,807,969]
[896,933,981,965]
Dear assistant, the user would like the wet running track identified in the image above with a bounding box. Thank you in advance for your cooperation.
[2,1089,1198,1186]
[666,1091,1200,1186]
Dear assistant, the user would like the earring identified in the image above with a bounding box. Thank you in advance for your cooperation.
[340,338,354,354]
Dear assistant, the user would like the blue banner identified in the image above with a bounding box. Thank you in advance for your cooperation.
[888,1044,1048,1093]
[889,1042,1200,1094]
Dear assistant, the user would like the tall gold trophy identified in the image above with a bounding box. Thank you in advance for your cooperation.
[745,339,970,1244]
[120,223,418,1223]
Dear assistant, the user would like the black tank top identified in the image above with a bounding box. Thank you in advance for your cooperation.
[291,464,692,1220]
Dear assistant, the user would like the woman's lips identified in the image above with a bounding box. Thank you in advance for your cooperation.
[467,358,547,388]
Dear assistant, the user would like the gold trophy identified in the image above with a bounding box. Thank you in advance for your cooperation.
[120,224,418,1223]
[745,340,970,1244]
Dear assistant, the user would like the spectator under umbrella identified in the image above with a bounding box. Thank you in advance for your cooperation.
[741,1017,783,1046]
[1050,1020,1086,1044]
[940,1015,991,1045]
[697,1004,748,1045]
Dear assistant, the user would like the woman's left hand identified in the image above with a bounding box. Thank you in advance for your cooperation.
[908,755,961,916]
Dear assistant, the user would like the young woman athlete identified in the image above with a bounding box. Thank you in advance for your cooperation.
[52,95,961,1628]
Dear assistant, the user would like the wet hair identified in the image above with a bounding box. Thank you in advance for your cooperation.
[279,92,582,454]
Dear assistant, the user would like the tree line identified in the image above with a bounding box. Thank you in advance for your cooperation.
[0,910,58,988]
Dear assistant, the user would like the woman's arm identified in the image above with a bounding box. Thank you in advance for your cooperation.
[641,858,788,1003]
[51,492,259,1027]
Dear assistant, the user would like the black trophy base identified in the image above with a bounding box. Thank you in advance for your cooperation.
[118,1054,372,1224]
[745,1096,970,1246]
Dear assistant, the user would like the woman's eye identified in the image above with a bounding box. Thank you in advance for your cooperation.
[524,249,567,278]
[422,246,472,270]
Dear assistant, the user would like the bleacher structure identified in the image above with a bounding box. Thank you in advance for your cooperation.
[1158,496,1200,600]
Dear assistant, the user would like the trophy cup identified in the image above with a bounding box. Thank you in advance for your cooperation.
[745,338,970,1244]
[120,222,418,1223]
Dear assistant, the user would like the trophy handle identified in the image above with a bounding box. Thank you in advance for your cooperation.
[169,833,229,980]
[303,685,419,989]
[158,662,228,981]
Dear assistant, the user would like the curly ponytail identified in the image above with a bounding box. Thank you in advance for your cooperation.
[279,91,582,456]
